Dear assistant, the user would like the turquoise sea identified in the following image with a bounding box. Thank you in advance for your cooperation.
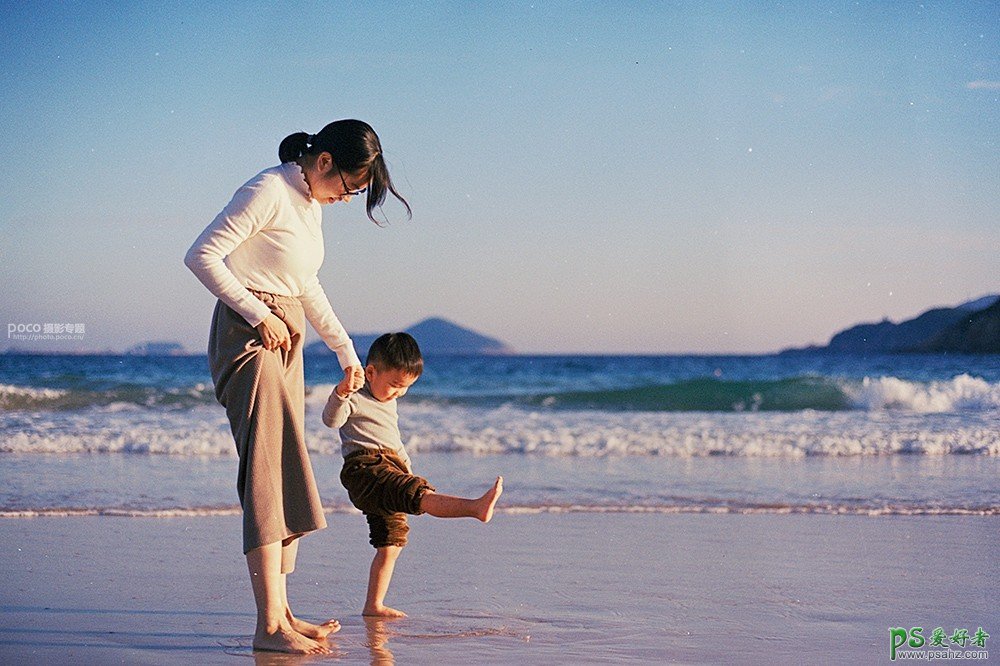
[1,352,998,517]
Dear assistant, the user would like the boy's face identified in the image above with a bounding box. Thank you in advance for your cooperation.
[365,365,419,402]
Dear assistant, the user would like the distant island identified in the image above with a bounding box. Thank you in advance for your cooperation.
[305,317,514,357]
[125,341,188,356]
[782,294,1000,354]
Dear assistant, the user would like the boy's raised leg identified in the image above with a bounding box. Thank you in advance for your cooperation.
[363,546,407,618]
[419,476,503,522]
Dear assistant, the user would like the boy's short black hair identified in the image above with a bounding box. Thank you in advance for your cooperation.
[365,333,423,377]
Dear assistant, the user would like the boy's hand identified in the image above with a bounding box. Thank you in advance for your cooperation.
[335,365,364,398]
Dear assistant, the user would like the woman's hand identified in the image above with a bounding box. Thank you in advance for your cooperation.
[255,314,292,351]
[336,365,365,398]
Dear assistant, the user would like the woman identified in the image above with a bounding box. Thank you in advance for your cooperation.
[184,119,410,654]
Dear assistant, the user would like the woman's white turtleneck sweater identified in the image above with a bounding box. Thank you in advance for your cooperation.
[184,161,361,369]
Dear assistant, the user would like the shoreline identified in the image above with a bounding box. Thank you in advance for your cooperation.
[4,503,1000,518]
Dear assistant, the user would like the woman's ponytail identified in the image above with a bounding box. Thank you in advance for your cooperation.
[278,132,311,163]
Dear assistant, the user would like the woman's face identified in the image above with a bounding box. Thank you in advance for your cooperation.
[306,153,369,205]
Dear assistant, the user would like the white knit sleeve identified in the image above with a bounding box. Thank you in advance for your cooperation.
[183,175,277,326]
[299,273,362,369]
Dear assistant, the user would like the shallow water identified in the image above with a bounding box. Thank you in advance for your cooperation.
[2,452,997,517]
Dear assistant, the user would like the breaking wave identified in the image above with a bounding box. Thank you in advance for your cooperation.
[4,374,999,414]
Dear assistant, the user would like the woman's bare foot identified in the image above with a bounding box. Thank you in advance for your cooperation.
[286,607,341,639]
[475,476,504,522]
[363,604,407,618]
[253,623,330,655]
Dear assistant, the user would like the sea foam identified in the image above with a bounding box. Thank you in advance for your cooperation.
[2,401,997,457]
[4,501,997,519]
[849,374,1000,413]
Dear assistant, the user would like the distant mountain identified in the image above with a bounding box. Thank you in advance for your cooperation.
[825,308,970,353]
[783,294,999,354]
[125,341,187,356]
[915,298,1000,353]
[956,294,1000,312]
[305,317,513,358]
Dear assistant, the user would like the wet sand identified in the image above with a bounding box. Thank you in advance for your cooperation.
[1,512,996,664]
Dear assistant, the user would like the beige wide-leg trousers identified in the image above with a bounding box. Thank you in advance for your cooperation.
[208,289,327,573]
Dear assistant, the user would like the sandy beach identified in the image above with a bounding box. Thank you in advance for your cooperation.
[1,512,995,664]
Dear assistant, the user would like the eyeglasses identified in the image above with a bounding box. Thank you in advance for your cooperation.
[334,160,368,197]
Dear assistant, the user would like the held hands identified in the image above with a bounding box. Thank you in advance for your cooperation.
[255,314,293,352]
[336,365,365,399]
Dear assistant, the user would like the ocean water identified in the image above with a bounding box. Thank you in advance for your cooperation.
[1,352,998,517]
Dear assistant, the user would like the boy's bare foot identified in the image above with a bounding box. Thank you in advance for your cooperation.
[363,604,408,618]
[253,625,331,655]
[476,476,504,522]
[286,608,341,639]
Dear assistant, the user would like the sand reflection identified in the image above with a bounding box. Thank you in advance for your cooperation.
[364,616,396,665]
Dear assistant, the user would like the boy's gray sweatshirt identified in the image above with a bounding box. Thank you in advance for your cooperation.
[321,383,412,471]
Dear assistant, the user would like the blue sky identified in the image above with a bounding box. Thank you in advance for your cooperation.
[1,1,997,354]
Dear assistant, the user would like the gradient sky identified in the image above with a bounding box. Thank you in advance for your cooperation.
[1,1,997,354]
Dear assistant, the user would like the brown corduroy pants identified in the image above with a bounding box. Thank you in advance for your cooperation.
[340,450,435,548]
[208,289,327,573]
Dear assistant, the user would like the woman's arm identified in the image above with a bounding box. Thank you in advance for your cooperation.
[299,274,363,370]
[183,176,278,326]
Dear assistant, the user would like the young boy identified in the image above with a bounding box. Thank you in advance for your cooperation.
[322,332,503,618]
